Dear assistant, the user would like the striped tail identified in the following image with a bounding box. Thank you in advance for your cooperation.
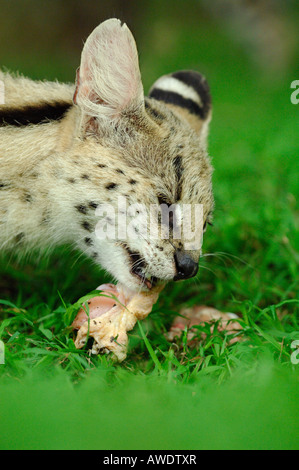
[149,70,211,144]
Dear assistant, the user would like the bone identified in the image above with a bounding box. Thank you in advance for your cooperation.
[72,283,164,361]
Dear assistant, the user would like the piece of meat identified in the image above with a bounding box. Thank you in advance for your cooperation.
[72,283,164,361]
[167,305,243,345]
[72,284,128,330]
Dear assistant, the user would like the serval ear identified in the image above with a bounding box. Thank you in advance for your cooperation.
[74,18,144,128]
[149,70,212,147]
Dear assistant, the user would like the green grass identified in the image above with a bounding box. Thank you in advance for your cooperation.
[1,359,298,450]
[0,2,299,450]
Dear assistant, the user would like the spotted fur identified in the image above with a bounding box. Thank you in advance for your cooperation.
[0,19,214,291]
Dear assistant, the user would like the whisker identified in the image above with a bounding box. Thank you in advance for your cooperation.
[197,263,220,278]
[70,246,90,269]
[202,251,253,269]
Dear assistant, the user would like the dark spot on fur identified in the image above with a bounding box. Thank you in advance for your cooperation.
[97,163,106,168]
[84,237,92,246]
[81,174,90,180]
[105,182,118,190]
[75,204,88,215]
[92,252,98,259]
[0,182,9,190]
[23,193,32,203]
[88,201,98,209]
[129,179,137,185]
[15,232,25,243]
[82,221,92,231]
[67,178,76,184]
[116,168,125,174]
